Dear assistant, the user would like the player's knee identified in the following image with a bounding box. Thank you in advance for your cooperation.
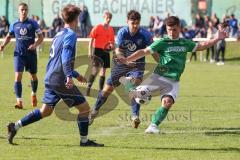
[30,74,38,81]
[161,95,174,109]
[100,68,106,76]
[15,73,23,81]
[92,66,100,76]
[102,85,113,97]
[40,106,53,118]
[76,102,90,117]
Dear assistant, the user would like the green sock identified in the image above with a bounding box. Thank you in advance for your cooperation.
[124,81,136,93]
[151,106,169,126]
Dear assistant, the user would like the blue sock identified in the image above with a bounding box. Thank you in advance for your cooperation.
[14,81,22,98]
[77,115,89,136]
[93,91,108,110]
[31,80,38,93]
[131,99,140,117]
[20,109,42,126]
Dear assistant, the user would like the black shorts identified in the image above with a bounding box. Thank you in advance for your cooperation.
[92,48,110,68]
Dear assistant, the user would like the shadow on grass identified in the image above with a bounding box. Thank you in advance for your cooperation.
[205,128,240,136]
[16,136,49,141]
[225,57,240,62]
[106,146,240,152]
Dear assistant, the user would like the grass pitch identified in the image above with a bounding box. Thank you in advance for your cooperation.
[0,41,239,160]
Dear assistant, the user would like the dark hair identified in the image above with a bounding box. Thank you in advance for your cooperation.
[19,2,28,8]
[127,10,141,21]
[166,16,180,27]
[104,11,112,19]
[61,4,81,23]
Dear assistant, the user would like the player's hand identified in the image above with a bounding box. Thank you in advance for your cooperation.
[115,57,136,67]
[28,44,36,50]
[217,24,229,40]
[65,77,74,89]
[0,44,4,52]
[76,75,87,85]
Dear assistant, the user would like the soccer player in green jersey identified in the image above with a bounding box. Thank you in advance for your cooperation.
[118,16,229,134]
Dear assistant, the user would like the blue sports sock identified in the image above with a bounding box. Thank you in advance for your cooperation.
[93,91,108,110]
[20,109,42,126]
[77,115,89,136]
[131,99,140,117]
[31,80,38,94]
[14,81,22,98]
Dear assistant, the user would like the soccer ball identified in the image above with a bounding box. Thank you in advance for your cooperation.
[133,88,152,105]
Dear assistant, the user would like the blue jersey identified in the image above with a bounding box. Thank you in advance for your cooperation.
[44,28,77,86]
[115,27,153,69]
[9,18,42,56]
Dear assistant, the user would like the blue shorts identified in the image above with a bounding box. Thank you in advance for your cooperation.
[42,84,86,108]
[14,54,37,74]
[106,67,144,87]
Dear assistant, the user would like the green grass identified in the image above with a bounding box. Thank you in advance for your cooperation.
[0,41,240,160]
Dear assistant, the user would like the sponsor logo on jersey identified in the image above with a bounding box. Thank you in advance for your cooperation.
[20,28,27,36]
[122,40,137,52]
[166,46,186,52]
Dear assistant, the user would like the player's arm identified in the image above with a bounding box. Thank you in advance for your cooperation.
[72,71,87,84]
[115,47,125,58]
[61,45,87,84]
[28,33,44,50]
[35,33,44,46]
[28,21,44,50]
[127,48,151,62]
[0,33,13,51]
[151,53,159,63]
[196,25,229,51]
[61,47,75,89]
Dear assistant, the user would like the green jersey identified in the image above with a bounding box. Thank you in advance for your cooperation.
[149,36,197,81]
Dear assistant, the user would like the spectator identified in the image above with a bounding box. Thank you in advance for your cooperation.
[79,5,89,38]
[212,13,220,28]
[0,16,10,37]
[152,16,163,37]
[215,23,227,65]
[206,21,217,63]
[229,14,238,38]
[50,15,64,37]
[148,16,155,34]
[222,14,230,24]
[181,25,200,62]
[195,13,206,37]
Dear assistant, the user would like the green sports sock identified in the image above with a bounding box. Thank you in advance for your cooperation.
[151,106,169,126]
[124,80,136,93]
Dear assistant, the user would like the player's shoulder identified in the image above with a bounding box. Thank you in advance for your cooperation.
[117,26,128,35]
[139,27,152,36]
[27,18,38,25]
[64,28,77,39]
[179,37,194,44]
[94,24,103,30]
[138,27,153,40]
[11,19,20,26]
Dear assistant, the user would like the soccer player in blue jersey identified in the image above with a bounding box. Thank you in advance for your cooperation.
[89,10,153,128]
[0,3,44,109]
[7,4,104,147]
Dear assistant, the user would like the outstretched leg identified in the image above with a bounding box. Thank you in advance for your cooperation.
[7,104,54,144]
[89,84,114,125]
